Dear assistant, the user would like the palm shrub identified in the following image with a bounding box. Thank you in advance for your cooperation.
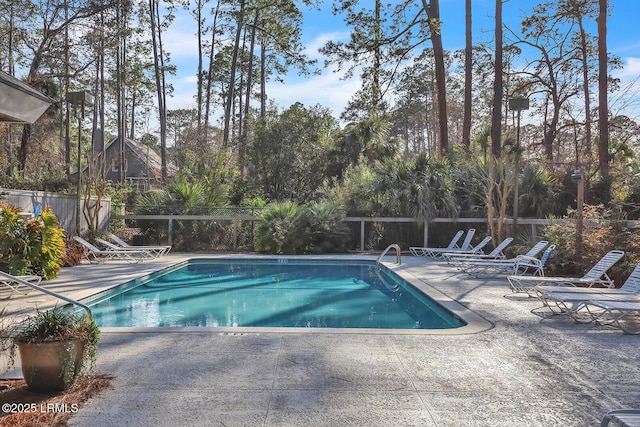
[255,201,310,254]
[307,202,349,253]
[137,177,227,250]
[255,201,350,254]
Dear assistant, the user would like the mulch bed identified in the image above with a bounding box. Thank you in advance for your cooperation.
[0,375,113,426]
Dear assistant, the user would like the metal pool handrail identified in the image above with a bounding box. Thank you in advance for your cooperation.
[376,244,402,267]
[1,272,92,318]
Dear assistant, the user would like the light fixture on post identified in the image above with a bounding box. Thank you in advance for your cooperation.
[508,96,529,232]
[65,90,93,234]
[571,169,585,260]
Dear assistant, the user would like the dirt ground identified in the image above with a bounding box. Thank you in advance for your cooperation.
[0,375,112,427]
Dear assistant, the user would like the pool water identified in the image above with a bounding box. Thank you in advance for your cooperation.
[85,259,466,330]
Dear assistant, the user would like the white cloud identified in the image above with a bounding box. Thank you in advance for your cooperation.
[266,68,360,117]
[610,58,640,120]
[614,57,640,80]
[264,31,359,117]
[163,12,199,60]
[302,31,350,59]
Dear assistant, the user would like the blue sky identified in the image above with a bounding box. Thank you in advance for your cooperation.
[164,0,640,121]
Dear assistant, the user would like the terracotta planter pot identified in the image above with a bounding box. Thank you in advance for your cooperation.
[17,339,85,392]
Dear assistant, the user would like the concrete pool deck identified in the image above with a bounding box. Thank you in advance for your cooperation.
[2,253,639,426]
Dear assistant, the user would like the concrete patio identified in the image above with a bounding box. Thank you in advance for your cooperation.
[2,254,639,426]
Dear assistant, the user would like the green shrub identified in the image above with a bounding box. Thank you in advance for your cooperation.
[0,203,65,278]
[541,204,640,283]
[255,201,309,254]
[307,201,349,253]
[255,201,350,254]
[26,207,66,278]
[0,204,29,274]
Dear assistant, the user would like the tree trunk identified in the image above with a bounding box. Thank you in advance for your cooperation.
[462,0,472,150]
[260,26,266,118]
[196,0,204,145]
[422,0,449,156]
[372,0,381,117]
[204,2,221,143]
[117,0,126,185]
[490,0,503,158]
[240,10,259,177]
[597,0,610,201]
[223,0,246,146]
[149,0,167,180]
[577,17,592,162]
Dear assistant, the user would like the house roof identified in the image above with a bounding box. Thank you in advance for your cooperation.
[0,71,54,123]
[105,137,177,176]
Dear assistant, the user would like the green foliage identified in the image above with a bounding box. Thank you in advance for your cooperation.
[255,201,349,254]
[306,202,350,254]
[541,204,640,282]
[320,161,377,215]
[0,204,29,273]
[255,201,309,254]
[0,173,74,193]
[0,204,65,278]
[330,116,397,170]
[136,176,229,250]
[247,103,337,202]
[1,308,100,377]
[323,152,458,222]
[26,207,66,279]
[518,164,560,217]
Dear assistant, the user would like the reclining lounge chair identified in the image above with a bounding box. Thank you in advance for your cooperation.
[537,263,640,314]
[576,299,640,334]
[108,233,171,257]
[73,236,148,263]
[409,229,468,257]
[507,250,625,296]
[444,237,514,264]
[457,241,551,277]
[601,409,640,426]
[0,271,42,297]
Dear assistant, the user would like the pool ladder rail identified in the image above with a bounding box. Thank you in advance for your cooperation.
[0,271,92,319]
[376,244,402,267]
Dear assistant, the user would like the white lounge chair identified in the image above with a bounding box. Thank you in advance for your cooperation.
[73,236,148,263]
[508,250,625,296]
[108,233,171,257]
[433,235,491,260]
[96,238,155,259]
[458,241,552,277]
[0,271,42,297]
[577,299,640,334]
[409,229,465,257]
[537,263,640,314]
[444,237,513,264]
[509,244,557,279]
[601,409,640,426]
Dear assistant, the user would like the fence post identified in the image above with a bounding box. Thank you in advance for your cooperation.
[168,218,173,246]
[423,219,429,247]
[233,220,238,250]
[360,220,365,251]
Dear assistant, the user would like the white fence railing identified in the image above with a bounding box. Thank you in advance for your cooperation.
[112,213,640,251]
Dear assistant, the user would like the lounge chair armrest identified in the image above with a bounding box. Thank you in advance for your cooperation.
[514,255,542,267]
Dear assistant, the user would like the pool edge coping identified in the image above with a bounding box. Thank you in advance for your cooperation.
[88,255,494,336]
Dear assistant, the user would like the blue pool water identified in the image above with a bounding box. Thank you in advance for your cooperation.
[84,259,466,330]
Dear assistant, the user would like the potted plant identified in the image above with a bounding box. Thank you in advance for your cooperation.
[1,307,99,392]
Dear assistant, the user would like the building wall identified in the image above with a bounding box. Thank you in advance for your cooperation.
[0,188,110,234]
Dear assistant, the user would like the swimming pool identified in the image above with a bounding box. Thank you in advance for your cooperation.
[84,258,467,331]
